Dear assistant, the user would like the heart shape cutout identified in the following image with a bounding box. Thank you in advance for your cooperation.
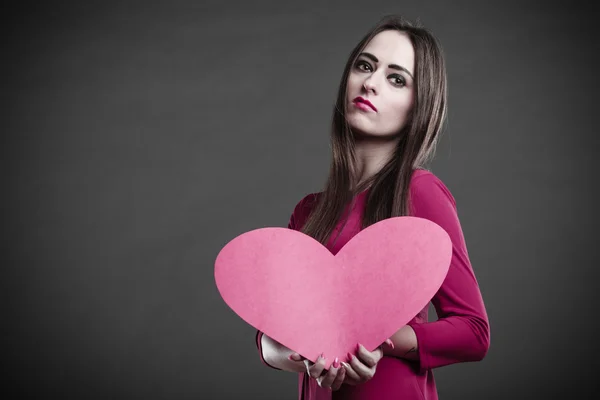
[214,216,451,369]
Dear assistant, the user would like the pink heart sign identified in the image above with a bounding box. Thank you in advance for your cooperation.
[214,216,451,369]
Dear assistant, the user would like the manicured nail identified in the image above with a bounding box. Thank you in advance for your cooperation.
[347,352,354,360]
[333,357,340,368]
[386,339,395,349]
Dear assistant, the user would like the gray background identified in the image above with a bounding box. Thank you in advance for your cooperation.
[2,0,597,399]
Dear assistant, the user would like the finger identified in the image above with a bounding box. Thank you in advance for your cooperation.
[302,358,314,374]
[302,357,315,369]
[303,359,313,376]
[319,357,340,389]
[343,374,361,386]
[349,352,374,380]
[342,361,361,386]
[341,361,361,382]
[307,354,326,380]
[356,344,378,368]
[331,364,346,391]
[376,339,394,359]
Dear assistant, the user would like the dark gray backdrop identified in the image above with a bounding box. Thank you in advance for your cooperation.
[3,0,597,399]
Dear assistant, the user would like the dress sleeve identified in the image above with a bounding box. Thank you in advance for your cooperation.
[255,195,309,370]
[407,174,490,373]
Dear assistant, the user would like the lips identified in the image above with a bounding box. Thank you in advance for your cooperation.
[353,96,377,112]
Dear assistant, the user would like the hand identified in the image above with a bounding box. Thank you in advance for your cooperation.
[342,339,394,386]
[288,352,346,391]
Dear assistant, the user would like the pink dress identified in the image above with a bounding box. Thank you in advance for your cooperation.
[256,169,490,399]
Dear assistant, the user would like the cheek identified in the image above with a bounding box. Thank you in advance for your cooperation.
[383,96,413,122]
[375,95,413,133]
[346,76,359,98]
[395,93,414,113]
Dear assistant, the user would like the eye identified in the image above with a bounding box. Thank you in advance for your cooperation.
[355,60,372,72]
[389,74,406,88]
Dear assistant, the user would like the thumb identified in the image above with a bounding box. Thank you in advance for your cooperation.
[288,352,303,361]
[378,338,394,353]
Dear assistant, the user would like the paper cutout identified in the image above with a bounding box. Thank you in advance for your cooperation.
[214,216,452,369]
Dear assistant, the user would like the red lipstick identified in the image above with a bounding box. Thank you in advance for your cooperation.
[353,96,377,112]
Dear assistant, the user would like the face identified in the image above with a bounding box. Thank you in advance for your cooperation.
[345,30,415,138]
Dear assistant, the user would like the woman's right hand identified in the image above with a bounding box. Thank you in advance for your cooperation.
[289,352,346,391]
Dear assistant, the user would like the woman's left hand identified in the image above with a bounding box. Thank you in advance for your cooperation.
[342,339,393,386]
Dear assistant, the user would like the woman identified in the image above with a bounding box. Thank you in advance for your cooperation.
[255,15,490,400]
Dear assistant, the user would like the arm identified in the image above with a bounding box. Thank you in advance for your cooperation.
[256,331,307,373]
[385,175,490,372]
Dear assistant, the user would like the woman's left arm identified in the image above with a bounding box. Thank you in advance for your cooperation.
[383,174,490,373]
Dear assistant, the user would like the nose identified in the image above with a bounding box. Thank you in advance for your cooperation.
[362,78,376,95]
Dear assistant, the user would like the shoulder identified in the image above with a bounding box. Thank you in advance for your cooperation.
[293,192,321,215]
[409,169,458,217]
[408,170,468,253]
[287,192,321,230]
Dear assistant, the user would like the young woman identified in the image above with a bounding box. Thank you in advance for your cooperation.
[255,15,490,400]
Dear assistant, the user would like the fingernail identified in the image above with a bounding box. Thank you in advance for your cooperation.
[387,339,395,349]
[333,357,340,368]
[288,354,294,360]
[347,352,354,360]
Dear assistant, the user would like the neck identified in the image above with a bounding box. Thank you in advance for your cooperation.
[353,135,400,187]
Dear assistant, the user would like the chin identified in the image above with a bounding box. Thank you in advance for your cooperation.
[351,128,391,139]
[350,126,402,140]
[347,117,372,134]
[347,120,378,136]
[348,120,404,139]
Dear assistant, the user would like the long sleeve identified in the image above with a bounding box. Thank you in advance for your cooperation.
[407,174,490,374]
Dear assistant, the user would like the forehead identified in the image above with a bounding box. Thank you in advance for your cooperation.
[362,30,415,74]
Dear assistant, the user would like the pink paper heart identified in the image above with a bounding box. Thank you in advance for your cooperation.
[214,216,451,369]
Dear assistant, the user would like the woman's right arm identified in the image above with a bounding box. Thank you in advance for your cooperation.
[257,331,307,373]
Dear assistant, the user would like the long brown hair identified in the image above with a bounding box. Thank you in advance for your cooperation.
[301,15,448,245]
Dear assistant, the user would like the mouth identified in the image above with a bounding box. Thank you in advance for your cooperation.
[352,96,377,112]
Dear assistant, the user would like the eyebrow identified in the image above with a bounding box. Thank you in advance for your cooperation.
[359,52,414,80]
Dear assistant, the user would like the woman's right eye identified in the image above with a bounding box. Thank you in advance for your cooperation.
[355,60,372,72]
